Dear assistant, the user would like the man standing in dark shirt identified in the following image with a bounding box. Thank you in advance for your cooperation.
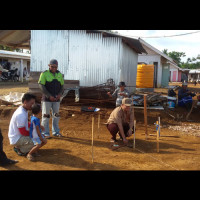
[178,82,195,109]
[38,59,64,138]
[0,128,18,166]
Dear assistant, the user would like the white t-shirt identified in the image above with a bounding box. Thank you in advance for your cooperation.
[8,106,29,145]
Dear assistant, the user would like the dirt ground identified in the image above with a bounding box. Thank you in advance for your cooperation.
[1,82,200,171]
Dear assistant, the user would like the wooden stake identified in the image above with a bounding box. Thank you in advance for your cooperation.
[133,120,136,149]
[97,114,100,139]
[91,115,94,163]
[144,94,148,140]
[156,121,159,153]
[158,116,161,137]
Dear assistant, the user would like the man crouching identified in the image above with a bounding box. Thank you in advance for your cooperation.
[106,98,135,146]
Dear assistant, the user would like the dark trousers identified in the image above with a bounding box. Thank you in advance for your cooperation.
[0,129,8,164]
[107,123,132,140]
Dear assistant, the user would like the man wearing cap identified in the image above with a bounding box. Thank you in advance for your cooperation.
[107,81,130,107]
[178,82,196,109]
[38,59,64,138]
[106,98,135,145]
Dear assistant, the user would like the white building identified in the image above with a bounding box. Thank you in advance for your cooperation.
[0,50,30,81]
[138,38,180,87]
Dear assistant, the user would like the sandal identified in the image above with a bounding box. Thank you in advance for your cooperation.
[13,147,27,156]
[53,133,62,137]
[27,154,35,161]
[42,134,51,139]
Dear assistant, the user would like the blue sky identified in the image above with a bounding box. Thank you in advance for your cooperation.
[114,30,200,62]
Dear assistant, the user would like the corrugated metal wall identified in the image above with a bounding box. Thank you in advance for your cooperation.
[31,30,137,91]
[120,42,138,92]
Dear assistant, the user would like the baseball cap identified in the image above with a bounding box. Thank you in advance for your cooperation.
[122,98,132,106]
[49,59,58,65]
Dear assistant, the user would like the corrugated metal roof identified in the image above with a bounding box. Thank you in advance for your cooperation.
[0,30,30,49]
[87,30,147,54]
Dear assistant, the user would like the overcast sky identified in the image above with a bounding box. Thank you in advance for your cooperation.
[114,30,200,62]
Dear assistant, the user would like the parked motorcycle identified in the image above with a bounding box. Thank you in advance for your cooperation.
[0,68,19,82]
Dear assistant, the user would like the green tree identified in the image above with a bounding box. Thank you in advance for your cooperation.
[162,49,200,69]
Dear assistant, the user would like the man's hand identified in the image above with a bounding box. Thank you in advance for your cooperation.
[55,94,61,101]
[49,96,56,102]
[107,92,112,97]
[127,129,133,137]
[123,137,128,145]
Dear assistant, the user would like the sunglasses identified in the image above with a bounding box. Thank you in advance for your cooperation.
[50,65,58,69]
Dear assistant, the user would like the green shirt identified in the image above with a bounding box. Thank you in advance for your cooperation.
[38,70,64,86]
[38,70,64,101]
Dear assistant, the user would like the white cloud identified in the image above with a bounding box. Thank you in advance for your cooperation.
[114,30,200,62]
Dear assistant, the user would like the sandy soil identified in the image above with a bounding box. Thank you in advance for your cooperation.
[1,82,200,171]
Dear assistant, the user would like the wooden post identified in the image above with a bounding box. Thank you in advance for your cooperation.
[158,116,161,137]
[91,115,94,163]
[20,59,24,83]
[156,121,159,153]
[97,114,100,139]
[144,94,148,140]
[133,120,136,149]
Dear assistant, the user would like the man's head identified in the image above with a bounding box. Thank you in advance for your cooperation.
[22,93,36,110]
[118,82,126,90]
[121,98,132,111]
[182,82,188,90]
[48,59,58,73]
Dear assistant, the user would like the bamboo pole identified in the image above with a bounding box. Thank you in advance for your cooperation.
[133,120,136,149]
[158,116,161,137]
[97,114,100,139]
[144,94,148,140]
[91,115,94,163]
[156,120,159,153]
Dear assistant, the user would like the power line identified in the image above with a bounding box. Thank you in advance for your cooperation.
[140,30,200,38]
[117,30,200,39]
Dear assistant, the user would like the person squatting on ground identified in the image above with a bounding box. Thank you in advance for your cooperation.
[106,98,135,146]
[27,104,47,161]
[178,82,196,110]
[8,93,36,157]
[0,128,18,166]
[107,81,130,107]
[38,59,64,138]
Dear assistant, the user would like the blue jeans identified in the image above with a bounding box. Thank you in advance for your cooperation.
[178,96,192,108]
[41,101,60,136]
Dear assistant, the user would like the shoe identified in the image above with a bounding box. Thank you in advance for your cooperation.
[53,133,62,137]
[42,134,51,139]
[0,159,18,166]
[110,137,117,143]
[13,147,27,156]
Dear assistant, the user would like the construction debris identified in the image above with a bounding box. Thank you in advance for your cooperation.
[132,92,168,107]
[168,124,200,137]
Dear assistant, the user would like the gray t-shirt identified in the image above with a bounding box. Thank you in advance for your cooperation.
[112,88,130,107]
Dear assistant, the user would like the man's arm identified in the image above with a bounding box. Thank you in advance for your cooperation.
[111,88,118,99]
[18,127,29,136]
[39,84,52,98]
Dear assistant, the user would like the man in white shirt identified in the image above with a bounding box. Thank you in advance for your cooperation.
[8,93,36,156]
